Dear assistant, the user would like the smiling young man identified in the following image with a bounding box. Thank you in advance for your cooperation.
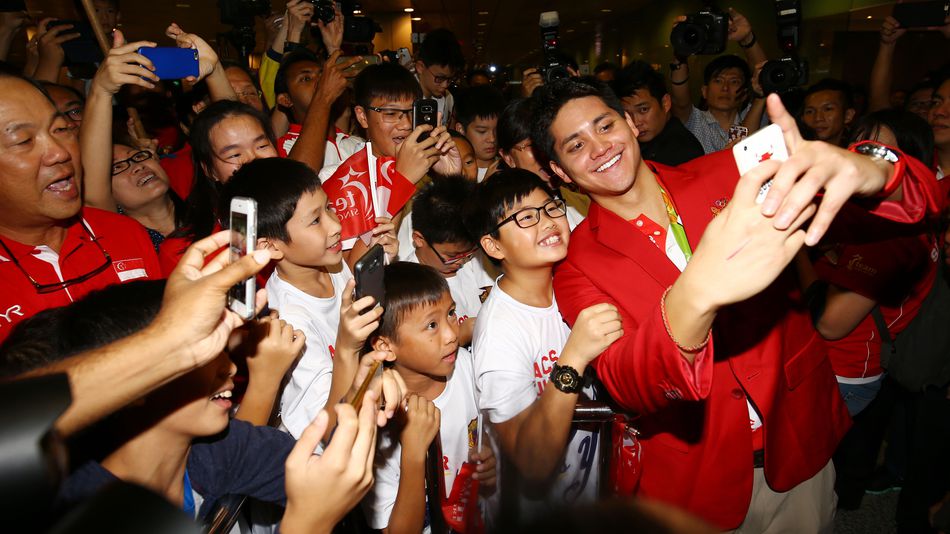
[531,79,942,531]
[0,74,159,343]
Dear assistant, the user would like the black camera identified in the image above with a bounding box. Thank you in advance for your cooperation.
[670,6,729,57]
[759,57,807,95]
[539,11,570,82]
[311,0,335,25]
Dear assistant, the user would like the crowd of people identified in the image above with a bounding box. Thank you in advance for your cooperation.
[0,1,948,532]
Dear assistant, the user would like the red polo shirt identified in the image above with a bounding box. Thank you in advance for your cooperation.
[0,208,160,344]
[814,204,937,379]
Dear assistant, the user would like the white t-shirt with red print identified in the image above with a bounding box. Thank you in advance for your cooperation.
[266,263,352,439]
[363,348,482,531]
[402,248,494,330]
[472,279,601,505]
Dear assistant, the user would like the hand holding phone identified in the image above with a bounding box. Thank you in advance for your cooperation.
[732,124,789,204]
[354,244,386,314]
[228,197,258,320]
[892,1,949,29]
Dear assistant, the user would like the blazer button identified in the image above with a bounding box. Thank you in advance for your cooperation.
[730,388,744,399]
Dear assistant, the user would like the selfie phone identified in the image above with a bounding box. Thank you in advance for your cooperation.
[228,197,258,320]
[728,125,749,143]
[48,20,102,66]
[892,1,949,28]
[336,54,380,75]
[138,47,199,80]
[396,47,412,67]
[413,98,438,141]
[732,124,789,204]
[354,243,386,314]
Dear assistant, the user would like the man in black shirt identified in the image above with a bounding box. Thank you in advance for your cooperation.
[613,61,704,166]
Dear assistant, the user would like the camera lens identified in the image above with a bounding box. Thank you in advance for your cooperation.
[684,28,701,46]
[770,69,787,84]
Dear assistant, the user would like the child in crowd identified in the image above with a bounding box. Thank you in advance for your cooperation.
[400,176,494,346]
[464,169,622,508]
[364,262,496,532]
[220,157,385,438]
[454,86,505,182]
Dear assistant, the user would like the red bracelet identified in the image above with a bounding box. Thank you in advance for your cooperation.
[660,286,711,353]
[848,140,905,198]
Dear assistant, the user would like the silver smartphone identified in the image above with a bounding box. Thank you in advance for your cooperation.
[228,197,258,320]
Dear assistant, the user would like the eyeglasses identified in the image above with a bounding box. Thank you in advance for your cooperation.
[112,150,153,176]
[425,237,478,267]
[365,106,413,124]
[491,198,567,233]
[0,222,112,294]
[236,89,262,100]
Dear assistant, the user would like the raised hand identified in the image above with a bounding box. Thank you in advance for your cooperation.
[561,302,624,365]
[337,279,384,353]
[880,15,907,45]
[165,22,219,82]
[315,2,344,54]
[759,93,894,245]
[400,394,441,462]
[395,126,442,183]
[91,31,159,94]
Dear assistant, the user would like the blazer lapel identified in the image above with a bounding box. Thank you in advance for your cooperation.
[652,163,724,253]
[588,203,682,288]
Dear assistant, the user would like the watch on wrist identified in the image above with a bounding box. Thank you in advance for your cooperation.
[549,363,583,394]
[849,141,904,197]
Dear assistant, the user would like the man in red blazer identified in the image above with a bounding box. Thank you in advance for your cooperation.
[529,80,942,531]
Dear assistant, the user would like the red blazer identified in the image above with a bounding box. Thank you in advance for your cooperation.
[553,150,942,529]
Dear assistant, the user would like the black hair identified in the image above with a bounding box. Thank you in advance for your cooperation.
[39,81,85,104]
[448,128,472,144]
[803,78,855,110]
[412,175,476,246]
[377,262,450,343]
[467,69,491,84]
[416,28,465,70]
[274,48,322,98]
[454,85,505,129]
[498,98,532,152]
[0,281,165,378]
[613,60,667,101]
[354,62,422,108]
[702,54,751,86]
[172,100,276,244]
[594,62,619,75]
[530,78,624,164]
[219,158,323,242]
[464,168,554,244]
[849,109,935,167]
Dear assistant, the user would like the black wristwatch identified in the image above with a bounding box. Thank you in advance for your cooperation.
[550,363,583,394]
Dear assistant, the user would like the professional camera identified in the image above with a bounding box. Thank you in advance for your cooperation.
[758,0,808,94]
[670,6,729,57]
[539,11,570,82]
[759,57,807,95]
[311,0,336,24]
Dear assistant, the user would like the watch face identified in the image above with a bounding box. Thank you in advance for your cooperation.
[558,372,576,388]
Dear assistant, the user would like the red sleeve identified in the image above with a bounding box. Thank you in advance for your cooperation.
[158,236,190,278]
[864,153,943,223]
[159,144,194,201]
[814,235,929,305]
[554,259,714,416]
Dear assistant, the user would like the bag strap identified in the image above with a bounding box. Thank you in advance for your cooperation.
[870,306,893,345]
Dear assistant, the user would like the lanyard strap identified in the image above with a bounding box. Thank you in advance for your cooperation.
[659,187,692,261]
[182,469,195,518]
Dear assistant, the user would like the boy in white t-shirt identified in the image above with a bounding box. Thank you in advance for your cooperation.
[464,169,622,508]
[400,175,493,346]
[364,262,497,532]
[221,158,385,438]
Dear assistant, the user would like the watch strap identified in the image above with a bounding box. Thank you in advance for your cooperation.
[550,363,583,394]
[848,141,905,197]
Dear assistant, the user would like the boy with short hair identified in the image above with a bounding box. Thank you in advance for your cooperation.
[401,176,493,346]
[414,28,465,127]
[220,157,383,438]
[464,169,622,508]
[454,86,505,182]
[364,262,496,533]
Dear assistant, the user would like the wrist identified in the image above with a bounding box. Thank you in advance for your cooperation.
[554,351,588,375]
[738,31,756,49]
[282,503,331,534]
[400,445,428,464]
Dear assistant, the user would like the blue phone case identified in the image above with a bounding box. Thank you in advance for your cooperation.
[137,47,199,80]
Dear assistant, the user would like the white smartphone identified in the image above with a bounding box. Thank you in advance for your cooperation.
[228,197,257,320]
[733,124,789,204]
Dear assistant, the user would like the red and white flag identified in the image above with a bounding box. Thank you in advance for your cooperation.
[322,143,416,249]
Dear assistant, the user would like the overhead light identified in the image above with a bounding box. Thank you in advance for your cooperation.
[601,9,611,13]
[353,9,362,14]
[404,7,415,12]
[477,22,487,26]
[566,29,575,33]
[411,17,421,21]
[477,11,489,15]
[489,65,497,72]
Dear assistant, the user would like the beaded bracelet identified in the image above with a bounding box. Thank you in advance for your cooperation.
[660,286,711,353]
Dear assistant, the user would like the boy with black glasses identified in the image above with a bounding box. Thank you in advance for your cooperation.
[464,168,622,510]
